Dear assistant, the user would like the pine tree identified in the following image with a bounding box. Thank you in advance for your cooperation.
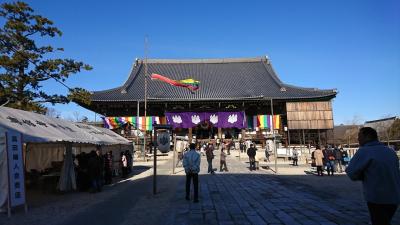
[0,1,92,113]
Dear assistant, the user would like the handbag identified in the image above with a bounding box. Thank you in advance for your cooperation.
[311,159,316,167]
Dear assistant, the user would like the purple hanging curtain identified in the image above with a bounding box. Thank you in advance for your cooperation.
[165,111,245,129]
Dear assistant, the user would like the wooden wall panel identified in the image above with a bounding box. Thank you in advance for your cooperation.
[287,101,334,129]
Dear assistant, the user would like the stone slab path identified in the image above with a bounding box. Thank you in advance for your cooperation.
[164,150,400,225]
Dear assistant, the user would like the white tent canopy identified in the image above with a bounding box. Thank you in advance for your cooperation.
[0,107,132,199]
[0,106,131,145]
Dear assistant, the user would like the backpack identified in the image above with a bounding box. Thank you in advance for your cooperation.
[327,150,335,160]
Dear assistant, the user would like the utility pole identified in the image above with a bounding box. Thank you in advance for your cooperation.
[144,36,148,162]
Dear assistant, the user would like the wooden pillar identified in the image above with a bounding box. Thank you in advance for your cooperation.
[298,130,301,146]
[172,135,176,174]
[318,129,321,146]
[218,128,222,139]
[270,98,277,174]
[136,101,140,152]
[188,128,193,143]
[241,129,246,140]
[325,130,328,146]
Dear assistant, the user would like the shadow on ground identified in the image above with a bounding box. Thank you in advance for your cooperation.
[2,167,400,225]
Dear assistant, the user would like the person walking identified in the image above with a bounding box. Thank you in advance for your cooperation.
[292,148,299,166]
[346,127,400,225]
[225,140,231,155]
[325,146,336,176]
[183,143,201,203]
[313,146,324,176]
[334,145,343,173]
[104,151,113,185]
[240,140,245,153]
[205,144,215,174]
[121,152,128,178]
[88,150,102,192]
[220,148,228,172]
[265,144,270,162]
[341,148,349,169]
[247,144,257,171]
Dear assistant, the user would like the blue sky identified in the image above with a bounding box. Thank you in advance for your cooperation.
[16,0,400,124]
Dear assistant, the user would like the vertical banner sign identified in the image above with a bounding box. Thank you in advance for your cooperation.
[6,130,25,207]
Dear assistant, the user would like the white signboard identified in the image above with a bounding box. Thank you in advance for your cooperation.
[6,130,26,207]
[277,148,289,156]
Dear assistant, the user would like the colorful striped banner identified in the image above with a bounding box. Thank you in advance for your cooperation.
[246,115,281,130]
[273,115,280,129]
[253,116,258,129]
[257,115,270,129]
[102,116,164,130]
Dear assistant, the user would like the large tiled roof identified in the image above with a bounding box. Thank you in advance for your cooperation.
[91,57,337,102]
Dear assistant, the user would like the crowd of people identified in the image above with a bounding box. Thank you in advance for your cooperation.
[178,139,260,175]
[74,148,133,193]
[311,145,349,176]
[184,138,357,177]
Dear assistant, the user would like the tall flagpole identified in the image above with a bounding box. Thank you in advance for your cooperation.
[144,36,148,161]
[271,98,277,173]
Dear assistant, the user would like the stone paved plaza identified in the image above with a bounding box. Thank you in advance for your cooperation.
[164,150,400,225]
[2,150,400,225]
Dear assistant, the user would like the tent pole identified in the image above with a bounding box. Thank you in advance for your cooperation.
[24,143,28,174]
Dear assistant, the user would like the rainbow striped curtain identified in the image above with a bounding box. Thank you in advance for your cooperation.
[246,115,281,129]
[103,116,165,130]
[257,115,271,129]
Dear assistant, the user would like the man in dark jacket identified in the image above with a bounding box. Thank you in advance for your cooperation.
[88,150,102,192]
[247,144,257,171]
[205,144,215,174]
[334,145,343,173]
[240,141,245,153]
[104,151,113,185]
[346,127,400,225]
